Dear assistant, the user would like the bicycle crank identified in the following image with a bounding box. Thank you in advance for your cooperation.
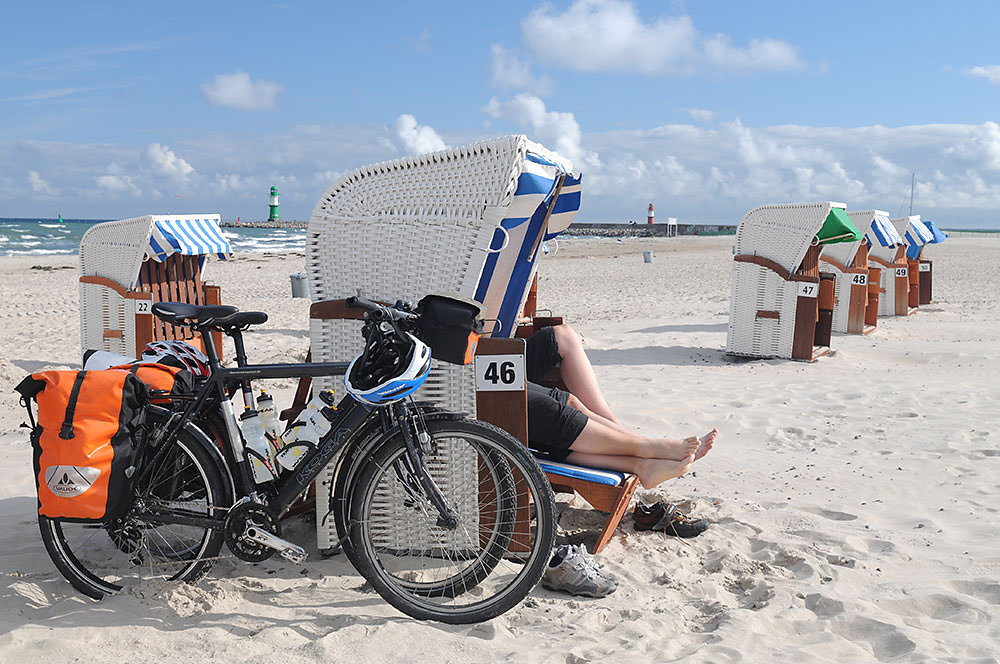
[224,501,306,563]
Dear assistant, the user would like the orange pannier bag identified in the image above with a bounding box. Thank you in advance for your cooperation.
[15,369,148,522]
[111,362,194,405]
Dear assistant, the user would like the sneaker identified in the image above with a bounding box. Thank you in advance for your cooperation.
[633,502,709,538]
[541,544,618,598]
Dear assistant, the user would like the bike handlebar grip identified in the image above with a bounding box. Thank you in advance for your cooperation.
[345,296,379,311]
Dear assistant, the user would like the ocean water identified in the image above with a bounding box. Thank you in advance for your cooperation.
[0,218,307,257]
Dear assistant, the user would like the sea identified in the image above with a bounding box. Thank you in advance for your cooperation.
[0,218,307,257]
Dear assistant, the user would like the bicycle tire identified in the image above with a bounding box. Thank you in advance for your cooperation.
[39,421,229,599]
[348,418,555,624]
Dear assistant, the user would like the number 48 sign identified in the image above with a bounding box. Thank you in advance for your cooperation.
[474,354,525,391]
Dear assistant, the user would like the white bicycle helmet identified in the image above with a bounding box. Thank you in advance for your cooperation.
[141,340,211,377]
[345,329,431,405]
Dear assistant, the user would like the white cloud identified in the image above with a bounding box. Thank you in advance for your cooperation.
[491,44,553,95]
[967,65,1000,86]
[144,143,195,179]
[394,114,448,154]
[201,71,283,111]
[689,108,716,123]
[413,27,432,52]
[482,94,600,169]
[28,170,56,196]
[96,174,140,195]
[522,0,804,76]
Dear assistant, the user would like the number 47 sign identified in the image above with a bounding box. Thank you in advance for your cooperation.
[474,354,525,391]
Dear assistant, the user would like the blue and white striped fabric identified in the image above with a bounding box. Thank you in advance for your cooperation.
[903,218,935,259]
[474,149,581,336]
[147,215,232,262]
[535,459,626,487]
[922,220,949,244]
[864,213,904,248]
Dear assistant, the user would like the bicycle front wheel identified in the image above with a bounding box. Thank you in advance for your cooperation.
[348,419,555,624]
[39,423,229,599]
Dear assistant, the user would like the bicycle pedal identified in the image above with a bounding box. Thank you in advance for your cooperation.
[244,526,308,564]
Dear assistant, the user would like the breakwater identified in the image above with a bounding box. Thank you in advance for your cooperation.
[567,223,736,237]
[220,220,308,229]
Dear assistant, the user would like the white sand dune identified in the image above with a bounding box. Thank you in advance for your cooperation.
[0,237,997,662]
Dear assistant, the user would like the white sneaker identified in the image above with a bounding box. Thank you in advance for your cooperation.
[541,544,618,598]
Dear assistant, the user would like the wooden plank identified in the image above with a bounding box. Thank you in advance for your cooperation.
[919,260,932,304]
[865,268,881,328]
[907,259,920,309]
[792,293,818,360]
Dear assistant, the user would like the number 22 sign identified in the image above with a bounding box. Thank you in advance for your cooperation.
[474,354,525,391]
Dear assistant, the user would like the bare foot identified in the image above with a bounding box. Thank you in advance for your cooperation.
[650,437,701,461]
[635,453,695,488]
[693,428,718,462]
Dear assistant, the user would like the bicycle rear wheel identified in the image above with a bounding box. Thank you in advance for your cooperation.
[348,419,555,623]
[39,423,229,599]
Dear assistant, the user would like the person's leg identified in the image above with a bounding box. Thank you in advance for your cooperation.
[551,324,620,424]
[565,450,695,489]
[567,417,717,462]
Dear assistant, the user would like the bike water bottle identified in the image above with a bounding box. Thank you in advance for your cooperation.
[275,390,337,471]
[239,409,277,483]
[256,390,284,462]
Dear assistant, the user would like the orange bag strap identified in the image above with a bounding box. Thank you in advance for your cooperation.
[59,371,88,440]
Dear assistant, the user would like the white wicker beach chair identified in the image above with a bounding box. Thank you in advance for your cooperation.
[726,202,850,360]
[305,135,581,552]
[912,219,948,303]
[819,218,870,335]
[78,214,231,359]
[893,216,935,308]
[861,212,908,316]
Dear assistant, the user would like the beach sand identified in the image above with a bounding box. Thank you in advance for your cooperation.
[0,237,997,662]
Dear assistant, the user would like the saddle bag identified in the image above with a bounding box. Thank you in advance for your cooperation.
[111,362,194,405]
[416,293,486,365]
[15,369,149,522]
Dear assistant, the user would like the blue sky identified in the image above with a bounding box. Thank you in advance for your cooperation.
[2,0,999,227]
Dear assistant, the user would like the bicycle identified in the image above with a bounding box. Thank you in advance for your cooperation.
[37,296,556,624]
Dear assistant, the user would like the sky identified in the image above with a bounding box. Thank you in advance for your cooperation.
[2,0,999,227]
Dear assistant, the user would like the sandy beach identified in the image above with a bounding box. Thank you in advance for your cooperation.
[1,235,998,663]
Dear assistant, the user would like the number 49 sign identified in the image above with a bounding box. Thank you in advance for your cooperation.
[474,354,525,391]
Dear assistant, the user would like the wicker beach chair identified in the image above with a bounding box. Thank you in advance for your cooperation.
[305,135,593,552]
[861,212,908,316]
[914,220,948,303]
[78,214,231,360]
[893,216,937,307]
[820,215,874,335]
[726,202,862,361]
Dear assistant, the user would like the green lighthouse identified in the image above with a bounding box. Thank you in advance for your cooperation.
[268,185,279,222]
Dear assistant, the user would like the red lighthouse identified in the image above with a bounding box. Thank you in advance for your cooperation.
[647,202,654,225]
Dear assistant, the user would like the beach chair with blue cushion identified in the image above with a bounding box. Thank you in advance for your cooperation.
[78,214,231,360]
[726,202,863,361]
[891,216,935,311]
[916,220,948,303]
[305,135,635,553]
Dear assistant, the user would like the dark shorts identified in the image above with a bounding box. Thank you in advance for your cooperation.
[524,325,561,383]
[517,325,587,460]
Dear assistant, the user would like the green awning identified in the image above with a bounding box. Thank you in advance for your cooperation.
[816,208,862,245]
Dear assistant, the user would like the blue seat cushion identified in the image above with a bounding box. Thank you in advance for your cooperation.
[535,459,626,487]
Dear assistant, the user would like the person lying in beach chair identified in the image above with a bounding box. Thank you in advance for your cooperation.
[524,324,718,488]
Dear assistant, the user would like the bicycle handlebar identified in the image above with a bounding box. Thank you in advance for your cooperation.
[345,296,417,322]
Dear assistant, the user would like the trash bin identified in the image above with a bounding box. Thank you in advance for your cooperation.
[642,250,654,264]
[290,272,309,298]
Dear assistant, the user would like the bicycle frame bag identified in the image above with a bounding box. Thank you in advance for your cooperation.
[15,369,149,522]
[111,362,194,405]
[416,293,486,365]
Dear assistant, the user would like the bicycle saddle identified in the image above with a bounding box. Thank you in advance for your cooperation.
[152,302,239,325]
[215,310,268,328]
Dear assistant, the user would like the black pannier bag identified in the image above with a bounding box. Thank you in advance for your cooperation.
[416,293,486,365]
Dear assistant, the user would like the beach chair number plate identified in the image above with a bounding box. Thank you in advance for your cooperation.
[475,354,525,391]
[797,282,818,298]
[895,267,908,278]
[134,300,151,314]
[851,273,868,286]
[919,263,931,272]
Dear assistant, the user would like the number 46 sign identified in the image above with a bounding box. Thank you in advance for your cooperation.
[474,354,525,391]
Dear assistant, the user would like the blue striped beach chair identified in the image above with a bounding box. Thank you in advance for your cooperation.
[892,216,935,310]
[79,214,231,360]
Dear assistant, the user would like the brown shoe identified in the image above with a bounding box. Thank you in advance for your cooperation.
[633,502,709,538]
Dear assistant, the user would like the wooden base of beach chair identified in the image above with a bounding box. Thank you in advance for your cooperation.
[547,472,639,554]
[918,259,932,304]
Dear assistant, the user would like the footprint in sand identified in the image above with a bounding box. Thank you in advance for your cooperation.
[829,616,916,661]
[800,506,858,522]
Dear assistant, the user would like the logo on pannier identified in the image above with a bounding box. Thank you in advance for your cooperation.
[45,465,101,497]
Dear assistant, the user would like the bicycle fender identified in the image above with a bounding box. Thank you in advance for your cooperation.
[147,405,237,504]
